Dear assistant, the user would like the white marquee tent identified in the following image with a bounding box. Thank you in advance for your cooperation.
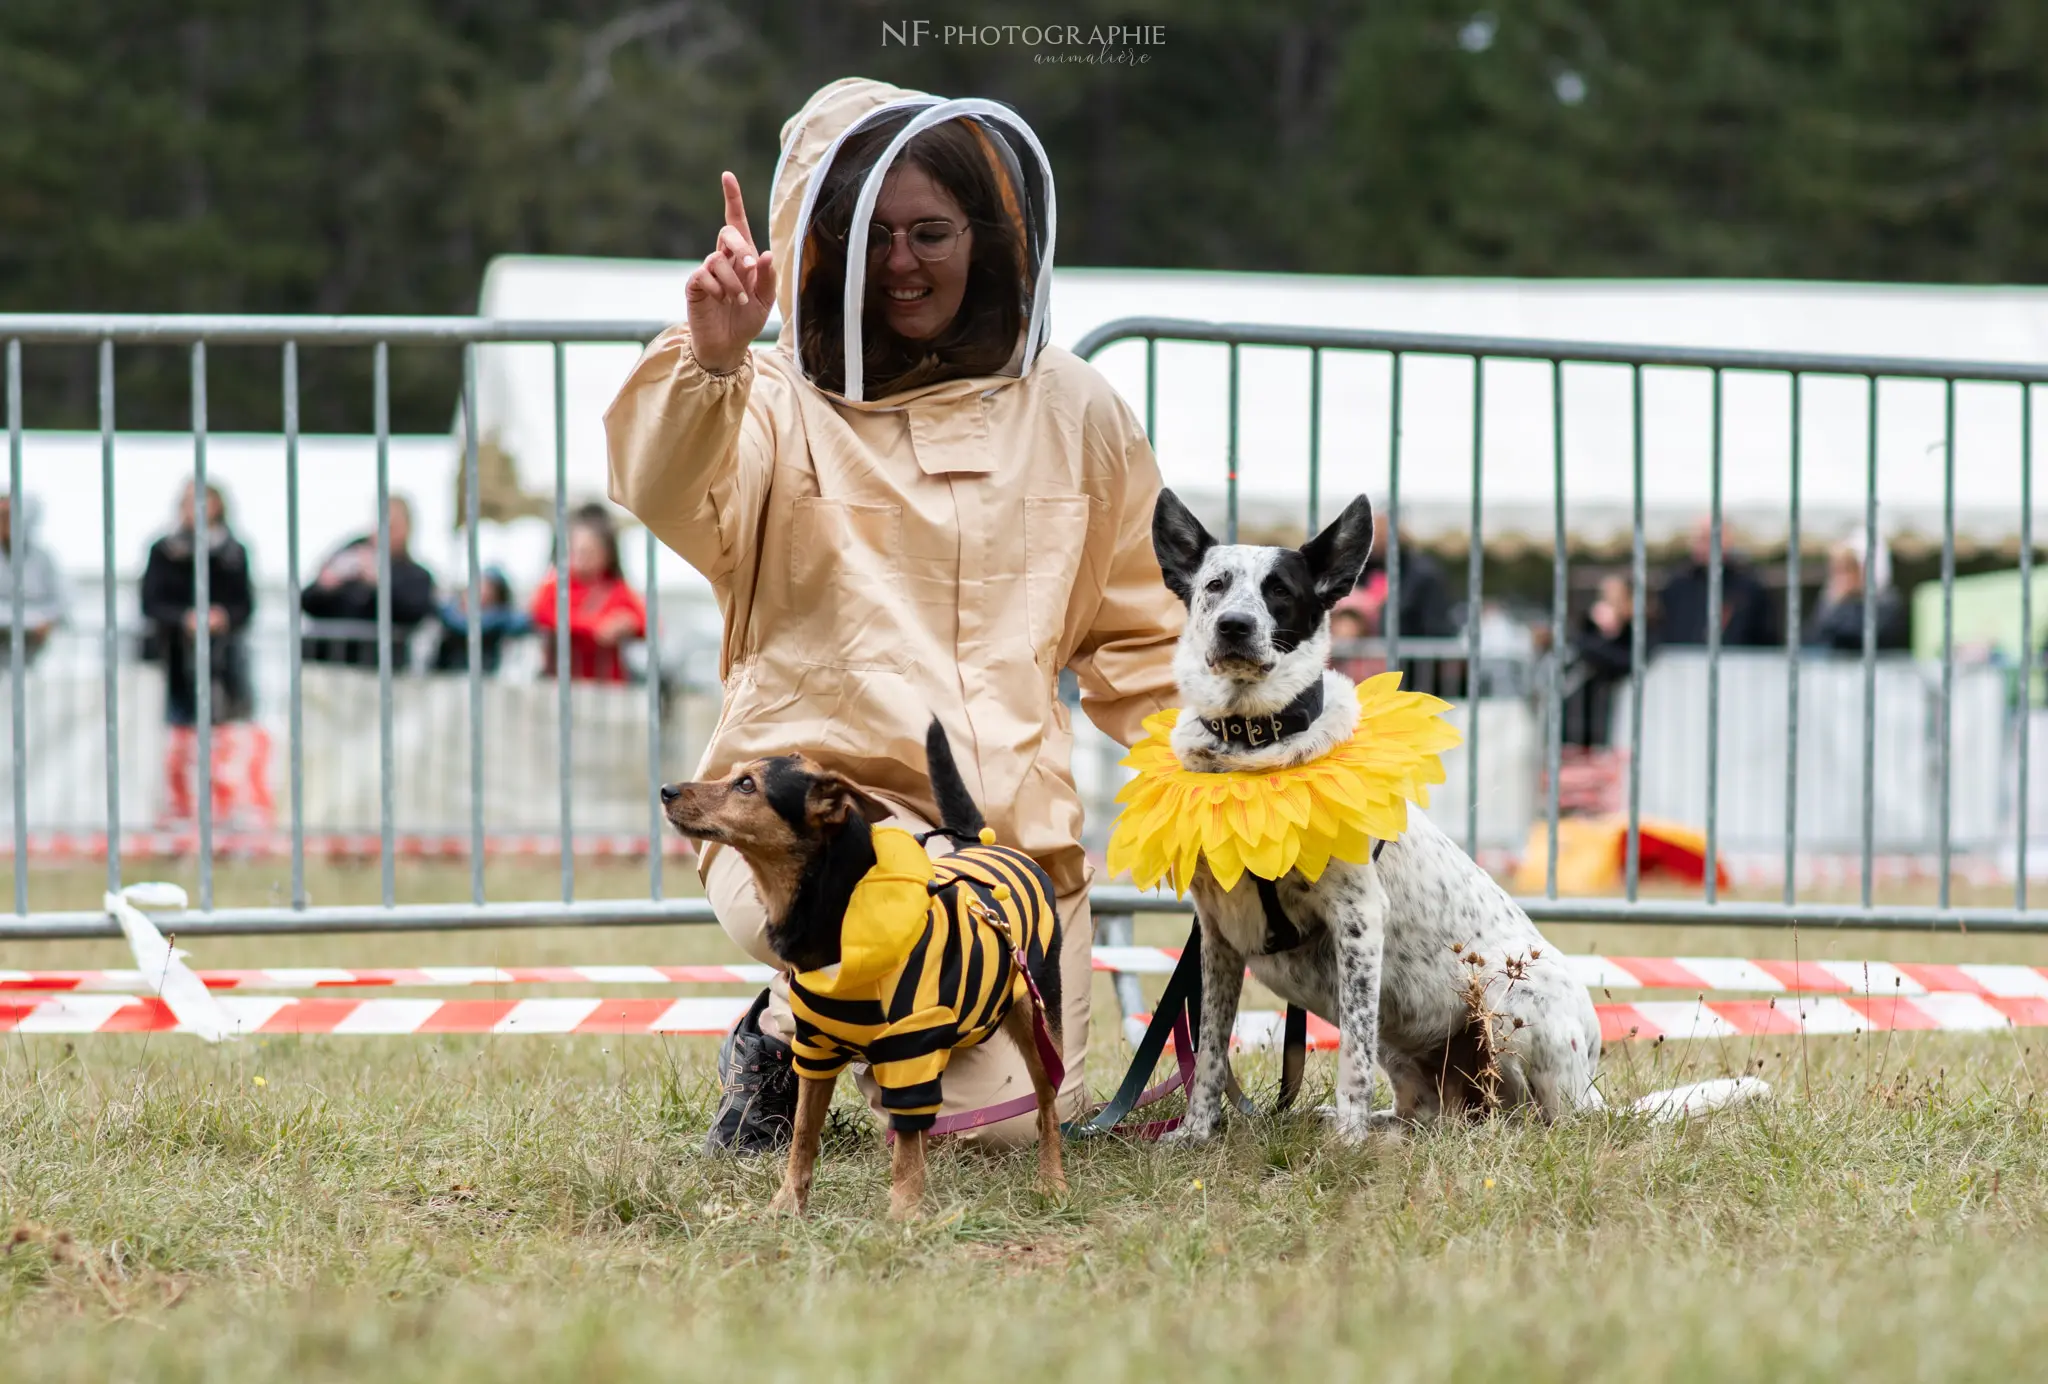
[13,259,2048,619]
[470,255,2048,570]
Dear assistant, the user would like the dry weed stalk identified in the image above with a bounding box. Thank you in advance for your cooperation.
[1449,941,1539,1114]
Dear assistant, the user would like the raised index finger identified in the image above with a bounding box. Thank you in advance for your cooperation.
[721,171,753,249]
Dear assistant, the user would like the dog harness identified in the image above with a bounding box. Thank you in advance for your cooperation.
[786,826,1059,1134]
[1105,671,1463,895]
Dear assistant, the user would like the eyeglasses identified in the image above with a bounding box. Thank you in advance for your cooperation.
[863,218,966,264]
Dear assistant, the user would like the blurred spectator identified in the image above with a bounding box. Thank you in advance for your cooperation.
[1804,529,1908,653]
[531,504,646,683]
[1352,509,1461,695]
[141,481,255,724]
[432,567,532,675]
[301,496,438,671]
[140,481,269,829]
[1654,517,1778,648]
[0,486,69,667]
[1561,573,1636,747]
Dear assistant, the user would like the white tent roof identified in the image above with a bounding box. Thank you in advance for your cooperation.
[474,255,2048,561]
[17,262,2045,619]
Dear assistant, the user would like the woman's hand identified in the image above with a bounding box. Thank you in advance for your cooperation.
[686,172,777,374]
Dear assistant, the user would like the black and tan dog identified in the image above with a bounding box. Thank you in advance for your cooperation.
[661,719,1065,1218]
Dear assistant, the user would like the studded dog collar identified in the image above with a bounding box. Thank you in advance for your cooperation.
[1199,680,1326,750]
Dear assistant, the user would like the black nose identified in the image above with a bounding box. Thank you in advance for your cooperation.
[1215,614,1256,643]
[659,783,681,804]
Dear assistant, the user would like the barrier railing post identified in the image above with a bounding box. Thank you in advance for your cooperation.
[191,341,214,911]
[1225,343,1240,544]
[1465,355,1484,857]
[647,527,663,900]
[1861,378,1879,909]
[374,341,395,908]
[6,339,23,914]
[1545,360,1565,898]
[1939,377,1956,908]
[1785,373,1803,905]
[1386,353,1403,676]
[1306,347,1323,534]
[1626,365,1646,900]
[99,338,120,896]
[1705,368,1723,907]
[555,342,573,904]
[463,344,486,905]
[284,343,307,909]
[2020,384,2034,913]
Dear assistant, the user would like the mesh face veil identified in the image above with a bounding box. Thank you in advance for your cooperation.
[779,95,1057,403]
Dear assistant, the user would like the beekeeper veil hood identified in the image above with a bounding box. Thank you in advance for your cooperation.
[766,78,1056,404]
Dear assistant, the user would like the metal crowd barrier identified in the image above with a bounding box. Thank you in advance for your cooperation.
[1074,318,2048,933]
[0,312,2044,941]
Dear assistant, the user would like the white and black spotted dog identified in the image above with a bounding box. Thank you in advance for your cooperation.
[1149,489,1768,1142]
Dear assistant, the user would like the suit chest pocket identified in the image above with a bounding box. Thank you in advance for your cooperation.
[788,498,909,671]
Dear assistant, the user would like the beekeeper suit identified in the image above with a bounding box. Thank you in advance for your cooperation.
[606,77,1182,1148]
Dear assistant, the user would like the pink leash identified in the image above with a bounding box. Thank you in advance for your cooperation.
[923,933,1197,1140]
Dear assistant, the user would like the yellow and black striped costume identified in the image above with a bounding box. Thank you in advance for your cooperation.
[787,825,1059,1133]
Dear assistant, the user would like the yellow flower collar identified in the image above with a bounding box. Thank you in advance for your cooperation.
[1105,672,1462,896]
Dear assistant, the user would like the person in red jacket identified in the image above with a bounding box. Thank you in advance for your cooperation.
[530,504,647,683]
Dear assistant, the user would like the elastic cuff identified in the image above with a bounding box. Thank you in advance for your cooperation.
[684,333,753,382]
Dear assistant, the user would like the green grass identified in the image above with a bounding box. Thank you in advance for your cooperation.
[7,861,2048,1381]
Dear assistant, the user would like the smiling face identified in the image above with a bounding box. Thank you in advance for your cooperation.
[867,163,973,342]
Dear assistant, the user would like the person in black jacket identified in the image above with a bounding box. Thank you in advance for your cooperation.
[301,497,437,670]
[1804,530,1909,653]
[140,481,255,727]
[1560,573,1636,747]
[1654,517,1780,648]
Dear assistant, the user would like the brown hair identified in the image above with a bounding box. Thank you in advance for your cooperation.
[565,502,625,582]
[797,113,1027,398]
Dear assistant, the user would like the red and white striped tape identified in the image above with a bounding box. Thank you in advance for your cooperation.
[13,951,2048,999]
[6,992,2045,1043]
[0,964,778,993]
[0,834,2014,891]
[0,831,695,862]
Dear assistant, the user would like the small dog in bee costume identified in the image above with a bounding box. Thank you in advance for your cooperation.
[662,718,1064,1219]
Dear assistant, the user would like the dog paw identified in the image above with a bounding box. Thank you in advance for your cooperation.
[767,1187,807,1217]
[1159,1121,1219,1148]
[1332,1110,1409,1145]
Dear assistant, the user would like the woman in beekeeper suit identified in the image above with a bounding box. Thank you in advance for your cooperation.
[607,78,1183,1154]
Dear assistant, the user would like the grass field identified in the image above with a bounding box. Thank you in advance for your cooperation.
[8,860,2048,1381]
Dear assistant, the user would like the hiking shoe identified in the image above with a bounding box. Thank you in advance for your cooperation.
[703,988,796,1156]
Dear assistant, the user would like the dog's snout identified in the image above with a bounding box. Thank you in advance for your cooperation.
[659,783,682,805]
[1215,613,1256,644]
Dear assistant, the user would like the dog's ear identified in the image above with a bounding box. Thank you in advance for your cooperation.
[1151,488,1217,605]
[804,773,892,835]
[1300,494,1376,610]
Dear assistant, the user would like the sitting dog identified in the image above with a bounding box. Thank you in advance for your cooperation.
[1145,488,1766,1141]
[661,719,1066,1218]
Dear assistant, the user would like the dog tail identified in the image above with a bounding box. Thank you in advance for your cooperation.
[925,717,988,841]
[1621,1076,1772,1123]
